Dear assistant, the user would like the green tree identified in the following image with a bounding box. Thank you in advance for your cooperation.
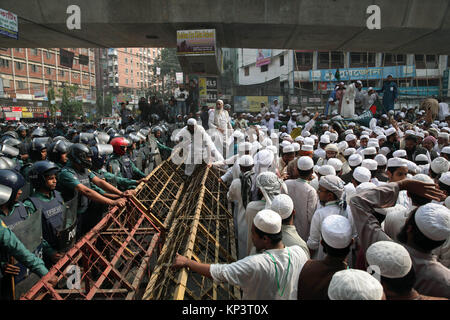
[47,86,57,120]
[58,85,83,121]
[152,48,182,100]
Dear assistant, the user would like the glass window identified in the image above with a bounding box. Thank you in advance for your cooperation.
[15,62,23,70]
[46,51,52,59]
[17,81,25,89]
[261,65,268,72]
[31,49,39,56]
[280,55,285,66]
[244,66,249,76]
[60,70,65,77]
[30,64,39,73]
[0,59,9,68]
[46,67,52,75]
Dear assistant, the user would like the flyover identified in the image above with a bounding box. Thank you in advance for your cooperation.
[1,0,450,54]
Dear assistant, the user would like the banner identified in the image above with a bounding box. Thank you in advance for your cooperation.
[234,96,284,113]
[177,29,216,56]
[175,72,184,84]
[199,76,218,106]
[310,65,416,82]
[256,49,272,67]
[22,112,33,118]
[60,49,74,68]
[0,9,18,39]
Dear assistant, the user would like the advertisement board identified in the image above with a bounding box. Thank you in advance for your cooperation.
[177,29,216,56]
[0,9,18,39]
[256,49,272,67]
[310,65,416,82]
[234,96,284,113]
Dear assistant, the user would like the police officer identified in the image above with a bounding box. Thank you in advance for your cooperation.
[0,169,52,299]
[56,144,127,239]
[23,161,76,267]
[108,137,147,182]
[47,140,70,169]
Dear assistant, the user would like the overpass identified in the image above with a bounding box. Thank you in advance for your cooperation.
[1,0,450,54]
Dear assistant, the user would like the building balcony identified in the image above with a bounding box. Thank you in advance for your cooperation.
[108,49,118,56]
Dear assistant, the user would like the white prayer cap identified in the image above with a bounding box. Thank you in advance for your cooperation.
[316,149,326,159]
[302,130,311,137]
[360,135,370,141]
[348,122,356,127]
[439,172,450,186]
[328,269,384,300]
[385,127,397,137]
[377,135,386,141]
[343,148,356,157]
[270,132,278,139]
[255,149,274,167]
[266,146,278,155]
[320,134,330,143]
[366,241,412,279]
[328,158,343,172]
[295,136,304,143]
[271,194,294,220]
[415,203,450,241]
[430,157,450,174]
[187,118,197,125]
[292,143,301,152]
[319,175,345,198]
[387,157,408,168]
[253,209,282,234]
[297,156,314,171]
[301,144,313,152]
[280,140,291,148]
[318,165,336,177]
[374,154,387,166]
[265,112,270,116]
[325,144,339,153]
[438,132,449,140]
[345,129,354,135]
[392,150,407,158]
[406,160,420,174]
[353,167,371,183]
[348,154,363,167]
[415,154,429,163]
[238,142,253,153]
[311,135,318,141]
[324,131,331,135]
[304,137,314,146]
[405,130,415,136]
[441,146,450,155]
[345,134,357,142]
[260,138,273,148]
[399,112,405,118]
[337,141,348,153]
[232,130,245,139]
[413,173,434,184]
[239,155,254,167]
[283,145,295,154]
[321,215,353,249]
[361,131,370,137]
[379,147,390,156]
[356,182,377,193]
[445,196,450,209]
[329,133,338,142]
[363,147,377,156]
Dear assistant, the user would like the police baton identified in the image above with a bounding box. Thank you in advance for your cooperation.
[10,256,16,300]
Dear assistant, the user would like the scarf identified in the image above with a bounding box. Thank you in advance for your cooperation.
[240,170,255,208]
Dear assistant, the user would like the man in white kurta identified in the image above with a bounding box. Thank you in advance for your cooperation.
[340,83,356,118]
[208,99,233,156]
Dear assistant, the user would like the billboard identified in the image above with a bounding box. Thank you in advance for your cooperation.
[234,96,284,113]
[256,49,271,67]
[177,29,216,56]
[0,9,18,39]
[310,65,416,82]
[199,76,218,106]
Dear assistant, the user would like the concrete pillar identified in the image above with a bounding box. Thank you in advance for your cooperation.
[313,51,318,70]
[376,53,383,67]
[344,52,350,69]
[439,55,448,73]
[288,50,294,94]
[406,54,414,66]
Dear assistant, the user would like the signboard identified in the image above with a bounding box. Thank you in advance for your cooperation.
[318,82,328,91]
[289,96,299,105]
[0,78,3,95]
[256,49,272,67]
[310,65,416,82]
[0,9,18,40]
[177,29,216,56]
[11,107,22,112]
[34,90,45,98]
[22,112,33,118]
[443,69,450,97]
[234,96,284,113]
[175,72,184,84]
[199,76,218,105]
[156,67,161,75]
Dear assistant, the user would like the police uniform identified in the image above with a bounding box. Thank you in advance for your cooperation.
[93,168,138,191]
[107,154,146,181]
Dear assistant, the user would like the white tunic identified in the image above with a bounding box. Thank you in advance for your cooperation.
[210,245,308,300]
[341,83,356,118]
[245,200,267,255]
[228,179,251,260]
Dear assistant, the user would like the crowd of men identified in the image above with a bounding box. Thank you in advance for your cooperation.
[170,98,450,300]
[0,92,449,301]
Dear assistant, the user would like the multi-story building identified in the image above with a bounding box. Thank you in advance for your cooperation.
[0,48,96,119]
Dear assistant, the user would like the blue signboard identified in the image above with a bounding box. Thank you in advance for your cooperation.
[371,86,439,97]
[310,66,416,82]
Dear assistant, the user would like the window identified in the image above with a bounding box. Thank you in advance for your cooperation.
[46,51,52,59]
[0,59,9,68]
[350,52,376,67]
[17,81,25,89]
[46,67,52,75]
[73,73,79,79]
[318,52,330,65]
[2,79,10,88]
[244,66,249,76]
[261,65,268,72]
[32,83,41,90]
[126,79,128,85]
[125,68,128,74]
[15,62,23,70]
[296,52,313,69]
[125,58,128,64]
[15,48,23,53]
[30,64,39,73]
[280,55,285,66]
[59,70,65,77]
[330,51,344,68]
[31,49,39,56]
[131,69,133,74]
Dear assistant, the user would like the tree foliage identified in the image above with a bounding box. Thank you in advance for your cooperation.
[58,85,83,121]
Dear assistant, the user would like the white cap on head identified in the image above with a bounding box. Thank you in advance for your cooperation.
[392,150,407,158]
[321,215,353,249]
[345,129,354,135]
[318,165,336,177]
[439,172,450,187]
[320,134,330,143]
[297,156,314,171]
[362,159,378,171]
[327,158,343,172]
[325,144,339,153]
[302,130,311,137]
[311,135,318,141]
[356,182,377,193]
[280,140,291,148]
[405,130,415,136]
[366,241,412,279]
[414,203,450,241]
[412,173,435,184]
[406,160,420,174]
[295,136,304,142]
[253,209,282,234]
[187,118,197,126]
[338,141,348,153]
[255,149,275,167]
[445,196,450,209]
[416,132,425,139]
[353,167,371,183]
[441,146,450,155]
[238,142,253,153]
[361,131,370,137]
[367,141,379,149]
[328,269,384,300]
[415,154,429,163]
[374,154,387,166]
[304,137,314,146]
[292,143,301,152]
[301,144,313,152]
[387,157,408,168]
[377,135,386,141]
[343,148,356,157]
[348,154,363,167]
[348,122,356,127]
[232,130,245,140]
[360,135,370,141]
[283,145,295,154]
[329,132,338,142]
[345,134,357,142]
[430,157,450,174]
[271,194,294,220]
[380,147,391,156]
[266,145,278,155]
[385,127,397,137]
[239,155,254,167]
[316,149,326,159]
[438,132,449,140]
[363,147,377,156]
[319,175,345,198]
